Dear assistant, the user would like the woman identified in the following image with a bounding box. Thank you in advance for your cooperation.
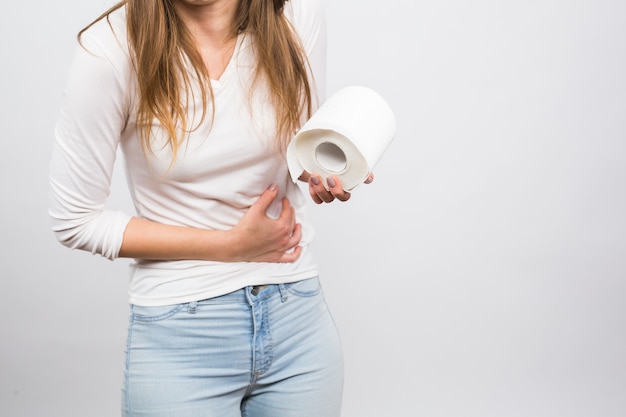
[49,0,372,416]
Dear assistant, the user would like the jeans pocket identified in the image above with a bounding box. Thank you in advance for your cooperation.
[285,277,321,298]
[130,303,185,322]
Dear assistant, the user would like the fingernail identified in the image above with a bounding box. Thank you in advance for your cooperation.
[327,177,336,188]
[311,176,320,185]
[268,183,277,191]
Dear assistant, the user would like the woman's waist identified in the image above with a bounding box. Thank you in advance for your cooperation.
[127,247,318,306]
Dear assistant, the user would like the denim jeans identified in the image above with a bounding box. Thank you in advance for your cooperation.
[121,277,344,417]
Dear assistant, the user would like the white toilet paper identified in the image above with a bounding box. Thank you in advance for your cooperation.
[287,85,396,191]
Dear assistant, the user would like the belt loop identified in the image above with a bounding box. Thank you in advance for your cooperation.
[188,300,197,314]
[278,284,288,302]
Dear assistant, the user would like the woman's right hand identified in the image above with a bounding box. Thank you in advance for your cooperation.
[230,184,302,263]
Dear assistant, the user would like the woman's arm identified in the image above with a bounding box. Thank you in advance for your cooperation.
[50,21,302,264]
[50,26,135,260]
[119,184,302,263]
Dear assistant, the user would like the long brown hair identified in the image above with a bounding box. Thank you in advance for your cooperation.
[78,0,314,163]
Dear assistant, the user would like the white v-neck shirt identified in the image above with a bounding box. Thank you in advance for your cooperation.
[49,0,327,306]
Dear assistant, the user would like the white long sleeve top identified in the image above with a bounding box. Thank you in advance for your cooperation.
[49,0,327,306]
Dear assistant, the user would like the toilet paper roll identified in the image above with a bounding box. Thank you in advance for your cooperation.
[287,85,396,191]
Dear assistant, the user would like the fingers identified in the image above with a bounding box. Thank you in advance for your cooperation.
[288,223,302,249]
[327,176,351,201]
[308,175,351,204]
[278,244,302,263]
[259,222,302,263]
[279,196,296,227]
[308,175,328,204]
[276,197,302,259]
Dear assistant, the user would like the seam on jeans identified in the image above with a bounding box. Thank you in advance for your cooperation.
[123,313,134,417]
[284,277,321,298]
[250,297,274,377]
[131,303,185,322]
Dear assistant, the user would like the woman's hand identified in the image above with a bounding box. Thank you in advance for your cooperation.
[305,172,375,204]
[230,184,302,263]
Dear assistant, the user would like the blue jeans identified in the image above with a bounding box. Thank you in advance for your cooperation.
[121,277,344,417]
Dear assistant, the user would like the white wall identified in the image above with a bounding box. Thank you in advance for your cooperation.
[1,1,624,416]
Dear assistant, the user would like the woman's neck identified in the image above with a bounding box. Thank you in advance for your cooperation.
[172,0,240,79]
[172,0,239,45]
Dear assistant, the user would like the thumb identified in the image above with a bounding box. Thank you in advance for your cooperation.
[252,183,279,213]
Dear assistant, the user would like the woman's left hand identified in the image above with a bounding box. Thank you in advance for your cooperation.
[305,172,374,204]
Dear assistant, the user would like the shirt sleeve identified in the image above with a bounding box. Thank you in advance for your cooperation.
[49,22,134,260]
[286,0,328,105]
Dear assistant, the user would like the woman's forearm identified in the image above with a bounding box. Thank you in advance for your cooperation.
[118,217,236,262]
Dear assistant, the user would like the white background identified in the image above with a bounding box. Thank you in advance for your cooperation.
[1,0,625,416]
